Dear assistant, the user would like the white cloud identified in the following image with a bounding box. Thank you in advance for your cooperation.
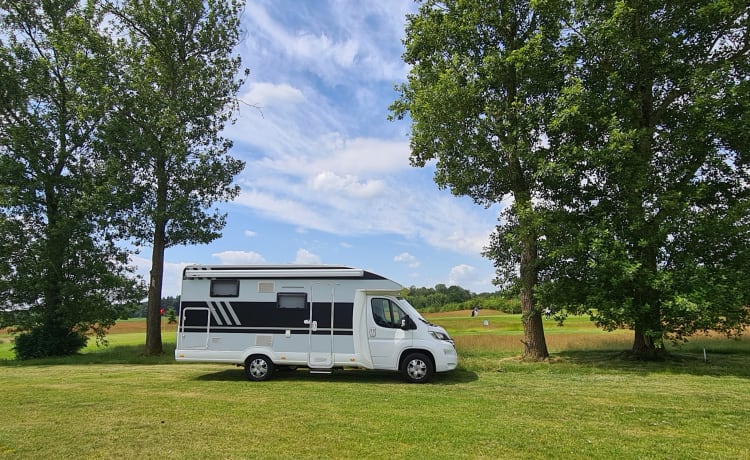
[244,230,257,237]
[209,0,501,293]
[448,264,477,286]
[241,82,305,108]
[235,172,500,257]
[250,136,411,177]
[211,250,266,265]
[290,33,359,68]
[309,171,385,199]
[294,248,321,264]
[242,0,415,89]
[235,188,339,234]
[243,3,361,83]
[394,252,420,268]
[321,136,411,175]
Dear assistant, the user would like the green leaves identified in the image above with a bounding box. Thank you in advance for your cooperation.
[393,0,565,359]
[95,0,247,355]
[394,0,749,356]
[0,0,246,358]
[542,0,750,351]
[101,0,246,249]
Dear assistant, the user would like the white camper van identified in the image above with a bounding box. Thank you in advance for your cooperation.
[175,265,458,383]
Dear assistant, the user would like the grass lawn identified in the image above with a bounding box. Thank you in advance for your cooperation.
[1,313,748,459]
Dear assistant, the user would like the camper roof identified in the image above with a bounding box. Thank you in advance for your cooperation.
[183,265,380,279]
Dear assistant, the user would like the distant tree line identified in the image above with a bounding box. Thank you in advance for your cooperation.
[131,296,181,318]
[403,285,521,314]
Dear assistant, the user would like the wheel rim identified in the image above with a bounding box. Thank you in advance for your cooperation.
[250,358,268,378]
[406,358,427,381]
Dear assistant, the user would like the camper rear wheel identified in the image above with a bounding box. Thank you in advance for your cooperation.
[401,352,433,383]
[244,355,274,381]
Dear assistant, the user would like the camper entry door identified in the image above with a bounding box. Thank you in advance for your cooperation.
[306,283,335,369]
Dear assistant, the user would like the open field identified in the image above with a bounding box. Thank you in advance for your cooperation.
[1,313,749,459]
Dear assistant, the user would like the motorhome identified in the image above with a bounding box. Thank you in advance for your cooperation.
[175,265,458,383]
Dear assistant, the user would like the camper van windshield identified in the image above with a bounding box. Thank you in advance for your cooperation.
[397,297,426,321]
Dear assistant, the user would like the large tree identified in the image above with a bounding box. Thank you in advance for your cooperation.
[101,0,246,355]
[0,0,143,358]
[391,0,566,360]
[541,0,750,356]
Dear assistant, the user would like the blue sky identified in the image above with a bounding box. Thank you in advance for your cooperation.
[130,0,505,296]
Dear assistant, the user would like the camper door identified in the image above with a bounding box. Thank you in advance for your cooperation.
[306,284,335,369]
[366,296,413,369]
[177,304,211,349]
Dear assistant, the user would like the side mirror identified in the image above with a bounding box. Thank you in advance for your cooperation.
[400,315,416,330]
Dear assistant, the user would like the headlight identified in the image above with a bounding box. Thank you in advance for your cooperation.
[429,330,451,341]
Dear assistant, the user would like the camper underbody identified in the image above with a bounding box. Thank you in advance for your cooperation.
[175,265,458,383]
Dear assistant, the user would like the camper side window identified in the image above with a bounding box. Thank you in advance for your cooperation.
[278,293,307,309]
[210,279,239,297]
[371,298,406,328]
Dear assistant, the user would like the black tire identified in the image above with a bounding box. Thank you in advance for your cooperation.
[244,355,274,381]
[401,352,433,383]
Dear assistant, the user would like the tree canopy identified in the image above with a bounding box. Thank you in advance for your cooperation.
[0,0,143,358]
[0,0,247,358]
[100,0,247,355]
[540,0,750,354]
[392,0,567,360]
[393,0,749,358]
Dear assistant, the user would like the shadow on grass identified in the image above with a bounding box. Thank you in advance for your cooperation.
[5,340,746,381]
[1,341,480,384]
[553,348,750,379]
[194,366,479,385]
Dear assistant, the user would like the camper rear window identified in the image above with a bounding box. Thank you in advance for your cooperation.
[278,293,306,309]
[210,279,239,297]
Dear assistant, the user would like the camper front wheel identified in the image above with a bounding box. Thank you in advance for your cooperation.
[401,352,433,383]
[244,355,274,381]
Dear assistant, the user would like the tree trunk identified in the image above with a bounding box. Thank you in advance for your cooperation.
[627,20,664,360]
[521,287,549,361]
[144,156,169,356]
[632,325,654,353]
[631,295,664,359]
[631,325,665,360]
[43,186,65,329]
[518,198,549,361]
[144,228,165,356]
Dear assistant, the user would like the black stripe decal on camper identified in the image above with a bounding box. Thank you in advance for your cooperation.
[180,300,355,331]
[224,302,241,325]
[208,302,224,325]
[206,301,243,326]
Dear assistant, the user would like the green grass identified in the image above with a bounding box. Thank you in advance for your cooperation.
[1,316,749,459]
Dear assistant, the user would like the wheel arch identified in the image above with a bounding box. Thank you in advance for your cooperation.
[399,348,435,372]
[240,346,275,365]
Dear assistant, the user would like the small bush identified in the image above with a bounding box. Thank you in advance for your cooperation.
[13,325,88,360]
